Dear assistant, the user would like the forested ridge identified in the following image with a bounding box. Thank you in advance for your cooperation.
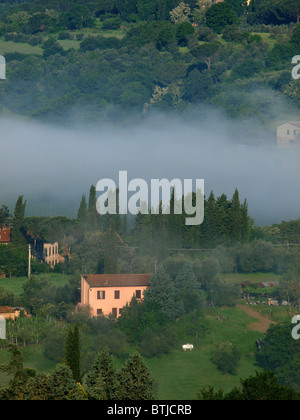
[0,0,299,125]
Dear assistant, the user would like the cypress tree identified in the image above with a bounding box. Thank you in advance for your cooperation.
[88,185,97,214]
[228,188,243,243]
[77,194,87,225]
[215,193,230,245]
[64,324,81,383]
[241,198,251,242]
[12,196,27,244]
[200,191,217,248]
[88,185,99,230]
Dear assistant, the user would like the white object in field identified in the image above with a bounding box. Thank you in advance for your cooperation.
[182,344,193,351]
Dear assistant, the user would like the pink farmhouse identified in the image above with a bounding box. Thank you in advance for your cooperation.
[80,273,152,318]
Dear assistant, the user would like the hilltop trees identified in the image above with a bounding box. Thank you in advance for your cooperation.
[0,205,11,227]
[12,196,26,245]
[198,371,300,400]
[117,352,155,400]
[205,2,240,33]
[248,0,300,25]
[77,194,87,226]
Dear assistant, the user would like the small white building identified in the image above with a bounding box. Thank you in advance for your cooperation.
[276,122,300,149]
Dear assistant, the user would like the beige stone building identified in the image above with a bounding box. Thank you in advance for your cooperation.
[277,122,300,149]
[43,242,65,268]
[0,306,27,320]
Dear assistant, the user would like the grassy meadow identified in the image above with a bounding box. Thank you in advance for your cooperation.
[0,272,292,399]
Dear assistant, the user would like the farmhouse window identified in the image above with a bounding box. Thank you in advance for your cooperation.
[115,290,120,299]
[97,291,105,300]
[136,290,141,299]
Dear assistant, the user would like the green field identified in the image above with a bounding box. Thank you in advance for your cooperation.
[0,273,72,296]
[0,38,42,55]
[0,345,57,388]
[147,305,266,399]
[0,272,289,399]
[0,304,283,399]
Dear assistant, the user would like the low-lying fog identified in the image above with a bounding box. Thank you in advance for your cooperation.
[0,110,299,226]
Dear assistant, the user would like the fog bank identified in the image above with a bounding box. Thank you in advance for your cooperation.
[0,112,299,226]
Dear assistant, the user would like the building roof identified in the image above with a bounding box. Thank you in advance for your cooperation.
[0,227,11,243]
[289,122,300,129]
[278,121,300,129]
[0,306,14,314]
[83,274,152,288]
[258,282,279,288]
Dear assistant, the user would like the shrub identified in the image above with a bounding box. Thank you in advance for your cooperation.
[211,342,242,375]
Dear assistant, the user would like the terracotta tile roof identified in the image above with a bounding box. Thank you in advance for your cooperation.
[0,306,14,314]
[0,228,11,243]
[83,274,152,288]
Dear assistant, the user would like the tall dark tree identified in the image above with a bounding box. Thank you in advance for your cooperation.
[228,188,243,243]
[88,185,99,230]
[117,352,155,400]
[11,196,27,244]
[205,2,240,33]
[174,262,206,313]
[65,324,81,383]
[143,265,178,319]
[241,198,250,242]
[77,194,87,225]
[85,348,118,400]
[201,191,217,247]
[0,205,11,227]
[215,193,230,244]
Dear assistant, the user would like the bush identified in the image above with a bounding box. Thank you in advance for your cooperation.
[28,35,43,46]
[58,32,71,40]
[231,58,265,79]
[102,17,122,30]
[211,342,242,375]
[80,35,122,52]
[139,325,176,358]
[175,21,195,46]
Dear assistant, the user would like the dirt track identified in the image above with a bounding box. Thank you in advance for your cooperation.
[237,304,276,333]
